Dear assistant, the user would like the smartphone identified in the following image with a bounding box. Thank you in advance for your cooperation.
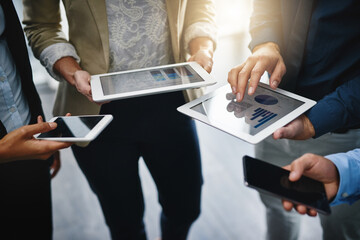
[35,115,113,142]
[242,155,331,215]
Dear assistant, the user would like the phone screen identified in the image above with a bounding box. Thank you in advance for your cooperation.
[37,116,104,138]
[243,155,331,215]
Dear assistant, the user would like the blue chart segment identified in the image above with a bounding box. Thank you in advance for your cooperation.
[251,108,278,128]
[255,95,278,105]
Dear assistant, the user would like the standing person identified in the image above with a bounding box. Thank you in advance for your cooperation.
[228,0,360,239]
[0,0,71,239]
[23,1,217,239]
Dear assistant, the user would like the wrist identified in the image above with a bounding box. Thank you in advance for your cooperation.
[53,57,82,86]
[253,42,281,54]
[189,37,214,57]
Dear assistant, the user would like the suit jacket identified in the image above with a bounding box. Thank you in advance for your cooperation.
[23,0,217,116]
[0,0,44,139]
[249,0,314,92]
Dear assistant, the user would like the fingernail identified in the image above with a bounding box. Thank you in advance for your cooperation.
[272,81,279,88]
[236,92,241,102]
[49,122,57,128]
[232,86,236,94]
[248,87,254,95]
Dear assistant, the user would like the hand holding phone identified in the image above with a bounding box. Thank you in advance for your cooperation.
[242,155,331,215]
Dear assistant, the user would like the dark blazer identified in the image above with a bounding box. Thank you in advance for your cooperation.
[249,0,314,92]
[0,0,44,138]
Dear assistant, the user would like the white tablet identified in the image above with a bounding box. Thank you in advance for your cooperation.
[91,62,216,102]
[34,115,113,142]
[177,83,316,144]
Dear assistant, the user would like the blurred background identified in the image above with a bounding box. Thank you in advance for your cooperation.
[13,0,322,239]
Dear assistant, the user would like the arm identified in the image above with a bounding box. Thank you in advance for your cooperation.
[183,0,217,73]
[0,120,72,164]
[23,0,96,103]
[228,0,285,101]
[273,76,360,140]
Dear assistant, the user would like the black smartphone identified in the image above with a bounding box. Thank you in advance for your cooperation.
[242,155,331,215]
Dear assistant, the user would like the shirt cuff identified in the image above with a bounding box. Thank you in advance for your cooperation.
[327,149,360,206]
[184,22,218,55]
[39,43,81,82]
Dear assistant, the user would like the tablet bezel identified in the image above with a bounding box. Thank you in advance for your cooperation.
[34,115,113,142]
[91,62,216,102]
[177,83,316,144]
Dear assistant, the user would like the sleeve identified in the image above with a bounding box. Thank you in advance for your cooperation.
[249,0,283,51]
[306,76,360,138]
[183,0,218,52]
[39,43,80,81]
[22,0,80,80]
[326,149,360,206]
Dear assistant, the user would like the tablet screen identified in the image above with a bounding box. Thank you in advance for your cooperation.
[191,85,304,136]
[100,65,203,95]
[38,116,104,138]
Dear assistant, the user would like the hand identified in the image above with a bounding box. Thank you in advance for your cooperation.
[54,57,102,104]
[0,117,72,163]
[188,49,213,73]
[50,151,61,179]
[188,37,214,73]
[282,153,340,216]
[228,42,286,102]
[37,115,68,179]
[273,114,315,140]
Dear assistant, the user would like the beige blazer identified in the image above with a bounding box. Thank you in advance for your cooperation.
[23,0,216,116]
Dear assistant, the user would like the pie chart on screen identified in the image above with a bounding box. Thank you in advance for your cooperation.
[254,95,278,105]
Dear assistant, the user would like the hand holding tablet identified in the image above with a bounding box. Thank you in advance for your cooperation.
[90,62,216,102]
[177,83,316,144]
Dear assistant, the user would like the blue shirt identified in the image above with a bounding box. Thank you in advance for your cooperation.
[0,5,31,133]
[297,0,360,137]
[327,149,360,206]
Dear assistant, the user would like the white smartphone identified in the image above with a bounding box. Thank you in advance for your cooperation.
[34,115,113,142]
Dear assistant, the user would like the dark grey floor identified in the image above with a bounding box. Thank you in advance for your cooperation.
[34,31,322,240]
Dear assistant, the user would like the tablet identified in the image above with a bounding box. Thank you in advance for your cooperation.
[91,62,216,102]
[243,155,331,215]
[177,83,316,144]
[35,115,113,142]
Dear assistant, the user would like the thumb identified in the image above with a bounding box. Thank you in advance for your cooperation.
[288,159,307,182]
[23,122,58,137]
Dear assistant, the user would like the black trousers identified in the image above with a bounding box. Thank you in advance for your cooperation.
[72,91,203,240]
[0,159,52,239]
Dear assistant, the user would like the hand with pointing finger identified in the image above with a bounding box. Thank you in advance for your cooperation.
[228,42,286,102]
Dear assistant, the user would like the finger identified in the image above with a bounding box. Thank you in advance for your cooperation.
[282,200,294,211]
[22,122,58,137]
[288,158,309,182]
[248,61,267,95]
[273,125,296,140]
[228,63,245,94]
[269,60,286,89]
[37,115,44,123]
[295,205,308,215]
[50,151,61,179]
[237,60,256,98]
[307,208,318,217]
